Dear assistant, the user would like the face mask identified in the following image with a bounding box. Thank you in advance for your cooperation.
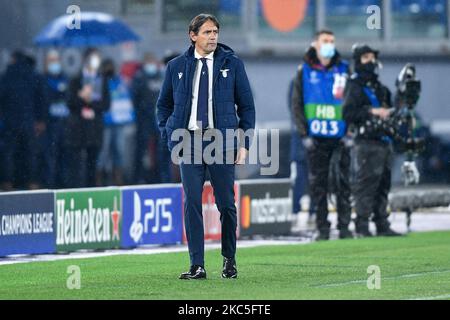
[360,61,379,75]
[89,55,101,70]
[144,63,158,76]
[319,43,336,59]
[48,62,61,75]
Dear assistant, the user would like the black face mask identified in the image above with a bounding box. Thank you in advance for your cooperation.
[356,61,379,82]
[103,68,115,77]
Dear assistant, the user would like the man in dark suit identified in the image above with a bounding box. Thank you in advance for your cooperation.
[157,14,255,280]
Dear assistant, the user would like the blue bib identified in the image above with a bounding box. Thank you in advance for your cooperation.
[363,86,391,143]
[302,62,348,138]
[47,77,69,118]
[104,77,136,126]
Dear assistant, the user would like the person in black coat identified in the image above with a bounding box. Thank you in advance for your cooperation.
[343,44,401,237]
[0,51,47,191]
[66,48,110,188]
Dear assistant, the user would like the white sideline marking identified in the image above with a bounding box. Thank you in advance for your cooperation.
[0,239,308,266]
[408,294,450,300]
[315,270,450,288]
[1,212,449,266]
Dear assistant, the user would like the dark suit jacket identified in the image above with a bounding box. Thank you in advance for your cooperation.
[156,43,255,152]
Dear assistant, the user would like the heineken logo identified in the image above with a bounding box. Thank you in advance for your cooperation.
[56,196,120,246]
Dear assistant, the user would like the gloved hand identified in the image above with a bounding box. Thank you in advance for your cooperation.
[401,161,420,186]
[302,137,315,150]
[290,161,297,184]
[341,136,354,148]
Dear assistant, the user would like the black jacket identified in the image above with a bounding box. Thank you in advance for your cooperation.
[342,74,392,141]
[66,73,110,148]
[0,56,47,129]
[131,69,162,134]
[291,46,347,138]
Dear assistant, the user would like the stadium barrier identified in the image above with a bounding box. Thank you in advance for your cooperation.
[0,179,293,257]
[2,180,448,256]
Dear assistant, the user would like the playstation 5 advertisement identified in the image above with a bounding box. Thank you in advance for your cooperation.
[121,186,183,248]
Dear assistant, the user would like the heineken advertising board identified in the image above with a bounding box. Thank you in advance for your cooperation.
[55,188,122,252]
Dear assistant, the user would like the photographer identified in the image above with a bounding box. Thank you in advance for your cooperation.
[343,44,402,237]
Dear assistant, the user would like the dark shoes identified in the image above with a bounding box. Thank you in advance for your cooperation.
[377,227,403,237]
[355,227,374,238]
[179,259,238,280]
[339,229,354,239]
[222,257,238,279]
[317,230,330,241]
[356,226,403,238]
[179,265,207,280]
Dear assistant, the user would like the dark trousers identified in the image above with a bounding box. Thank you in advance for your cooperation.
[46,119,70,188]
[353,141,392,232]
[3,127,39,186]
[158,140,173,183]
[179,130,237,267]
[292,160,316,215]
[68,146,100,188]
[307,139,351,233]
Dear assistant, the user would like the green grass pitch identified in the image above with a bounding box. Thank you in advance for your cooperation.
[1,231,449,300]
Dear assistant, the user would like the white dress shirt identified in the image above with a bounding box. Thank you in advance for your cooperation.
[188,50,214,131]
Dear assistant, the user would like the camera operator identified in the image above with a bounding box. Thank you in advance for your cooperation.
[343,44,402,237]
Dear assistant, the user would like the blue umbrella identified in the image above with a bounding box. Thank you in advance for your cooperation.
[34,12,140,47]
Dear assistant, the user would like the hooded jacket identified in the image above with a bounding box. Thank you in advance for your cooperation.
[291,46,348,139]
[156,43,255,151]
[342,72,392,141]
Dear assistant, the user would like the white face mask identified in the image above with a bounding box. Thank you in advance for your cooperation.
[88,55,101,70]
[144,63,158,76]
[319,43,336,59]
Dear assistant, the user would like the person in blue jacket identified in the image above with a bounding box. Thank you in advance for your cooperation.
[43,50,70,188]
[157,14,255,280]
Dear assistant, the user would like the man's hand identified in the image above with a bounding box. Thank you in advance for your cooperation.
[302,137,315,150]
[371,108,391,120]
[78,84,93,103]
[235,147,248,165]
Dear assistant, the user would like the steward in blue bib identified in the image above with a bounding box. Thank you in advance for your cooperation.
[291,33,352,240]
[292,46,349,140]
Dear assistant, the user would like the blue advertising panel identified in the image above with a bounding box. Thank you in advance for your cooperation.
[0,192,56,257]
[121,185,183,248]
